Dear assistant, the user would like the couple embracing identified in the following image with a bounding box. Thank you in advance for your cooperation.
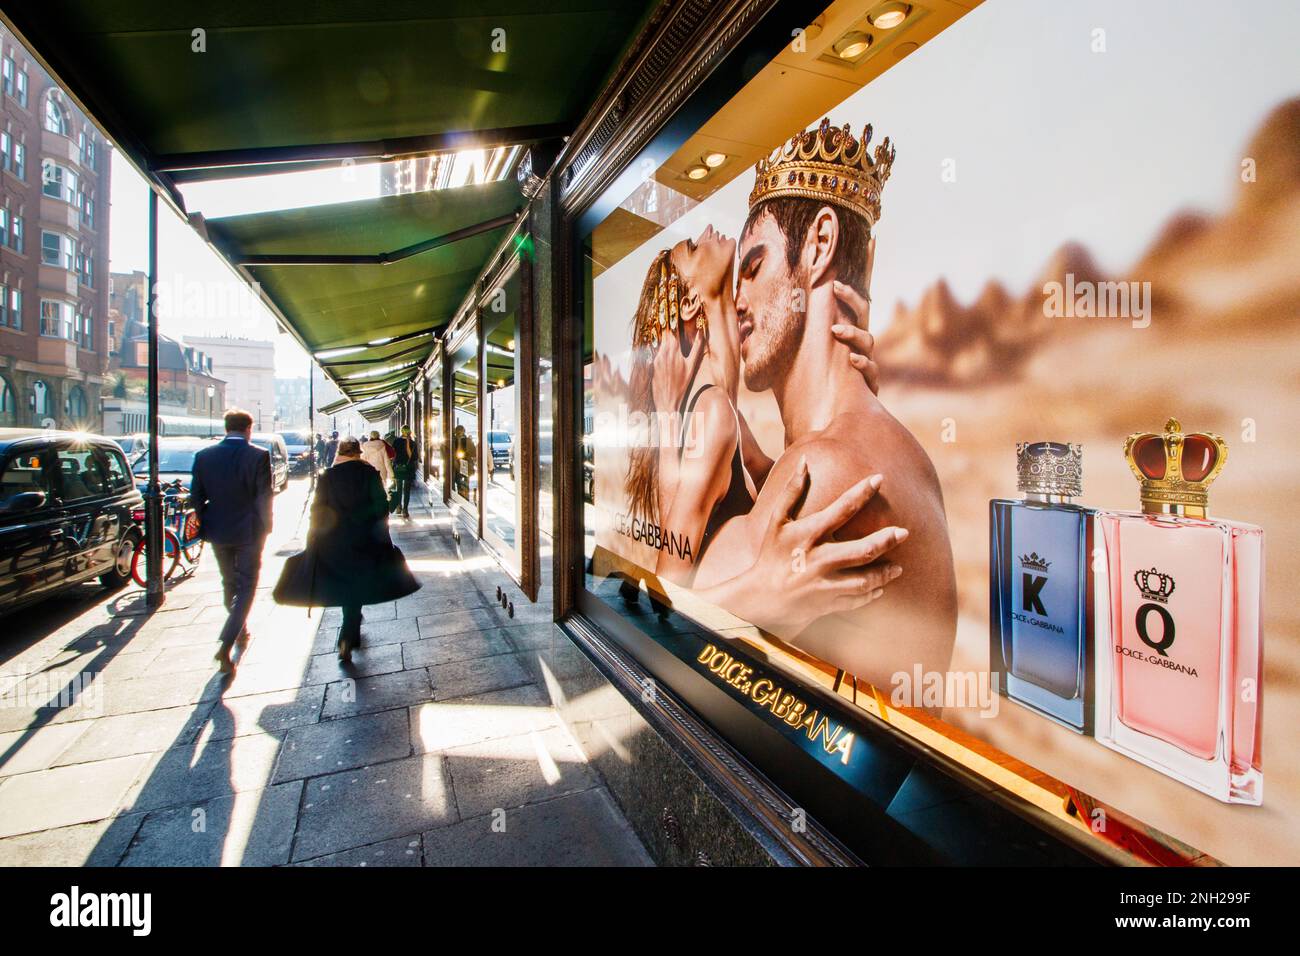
[623,119,957,688]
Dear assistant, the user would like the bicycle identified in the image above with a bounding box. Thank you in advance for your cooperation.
[130,480,204,587]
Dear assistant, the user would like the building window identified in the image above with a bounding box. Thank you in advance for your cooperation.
[77,309,93,350]
[41,161,78,203]
[12,142,23,179]
[14,70,26,108]
[0,208,7,248]
[0,283,7,326]
[0,57,11,98]
[67,385,88,422]
[0,376,15,426]
[0,131,9,172]
[31,379,51,419]
[41,231,75,269]
[81,193,94,228]
[9,289,20,329]
[43,93,69,135]
[82,133,97,170]
[40,299,73,339]
[11,213,22,253]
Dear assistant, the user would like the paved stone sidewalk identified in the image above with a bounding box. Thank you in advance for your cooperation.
[0,479,650,867]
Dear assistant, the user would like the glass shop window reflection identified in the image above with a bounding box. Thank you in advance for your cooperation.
[482,273,520,552]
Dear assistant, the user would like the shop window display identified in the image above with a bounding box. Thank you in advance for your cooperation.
[579,0,1298,864]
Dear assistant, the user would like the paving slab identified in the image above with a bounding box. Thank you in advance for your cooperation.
[120,782,303,867]
[429,653,533,701]
[200,686,326,741]
[273,708,411,783]
[304,643,405,685]
[423,788,650,867]
[308,619,416,655]
[444,726,597,820]
[292,753,457,861]
[321,668,435,720]
[410,684,557,754]
[0,722,90,777]
[0,812,146,866]
[53,703,215,766]
[293,834,424,867]
[402,627,516,668]
[415,607,510,639]
[0,753,152,838]
[119,732,283,814]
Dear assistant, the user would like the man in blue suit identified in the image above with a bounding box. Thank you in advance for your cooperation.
[188,408,274,673]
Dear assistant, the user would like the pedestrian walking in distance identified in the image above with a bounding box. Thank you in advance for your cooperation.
[361,430,392,486]
[390,425,419,518]
[324,431,339,468]
[274,438,419,662]
[188,408,274,674]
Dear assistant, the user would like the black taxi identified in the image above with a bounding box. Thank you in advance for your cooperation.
[0,429,144,615]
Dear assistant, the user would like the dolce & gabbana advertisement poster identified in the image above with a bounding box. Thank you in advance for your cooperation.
[583,0,1298,865]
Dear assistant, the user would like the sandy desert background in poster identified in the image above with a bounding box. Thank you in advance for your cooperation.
[589,0,1300,864]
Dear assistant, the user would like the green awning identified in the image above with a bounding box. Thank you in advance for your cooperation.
[317,398,352,416]
[5,2,652,177]
[203,180,521,396]
[2,1,652,410]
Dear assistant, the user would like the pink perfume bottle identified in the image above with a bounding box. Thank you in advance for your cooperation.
[1096,418,1263,805]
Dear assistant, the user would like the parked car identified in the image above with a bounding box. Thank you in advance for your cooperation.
[109,433,152,462]
[131,437,214,491]
[250,433,290,492]
[278,430,314,476]
[0,429,144,614]
[486,430,513,476]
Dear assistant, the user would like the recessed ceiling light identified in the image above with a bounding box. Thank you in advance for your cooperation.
[834,31,872,60]
[703,152,727,168]
[869,3,911,30]
[686,165,709,181]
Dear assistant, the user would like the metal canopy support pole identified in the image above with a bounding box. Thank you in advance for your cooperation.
[308,363,315,488]
[144,189,165,609]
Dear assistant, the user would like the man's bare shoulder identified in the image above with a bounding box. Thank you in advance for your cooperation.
[765,406,945,529]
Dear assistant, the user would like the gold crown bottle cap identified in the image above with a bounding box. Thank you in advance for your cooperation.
[1016,442,1083,498]
[1124,417,1227,518]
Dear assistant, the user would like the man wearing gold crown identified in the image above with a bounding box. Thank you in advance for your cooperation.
[686,119,958,687]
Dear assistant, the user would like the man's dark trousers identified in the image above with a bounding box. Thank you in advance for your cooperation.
[212,542,262,646]
[188,433,274,651]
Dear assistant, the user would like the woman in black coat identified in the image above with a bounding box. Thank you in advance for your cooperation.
[274,438,419,660]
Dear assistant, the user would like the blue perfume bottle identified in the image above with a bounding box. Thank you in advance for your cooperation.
[989,442,1094,733]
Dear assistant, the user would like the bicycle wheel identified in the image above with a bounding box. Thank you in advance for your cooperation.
[162,530,185,580]
[131,529,181,587]
[181,511,204,564]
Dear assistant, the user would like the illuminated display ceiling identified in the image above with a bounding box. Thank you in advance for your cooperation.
[575,0,1295,865]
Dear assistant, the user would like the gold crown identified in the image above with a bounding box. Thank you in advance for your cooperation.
[749,118,896,228]
[633,250,706,349]
[1123,417,1228,518]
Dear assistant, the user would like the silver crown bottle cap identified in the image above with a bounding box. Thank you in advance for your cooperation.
[1016,442,1083,498]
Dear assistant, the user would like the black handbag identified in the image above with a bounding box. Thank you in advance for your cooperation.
[272,546,318,612]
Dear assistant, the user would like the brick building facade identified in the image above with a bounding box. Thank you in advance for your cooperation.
[0,27,111,430]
